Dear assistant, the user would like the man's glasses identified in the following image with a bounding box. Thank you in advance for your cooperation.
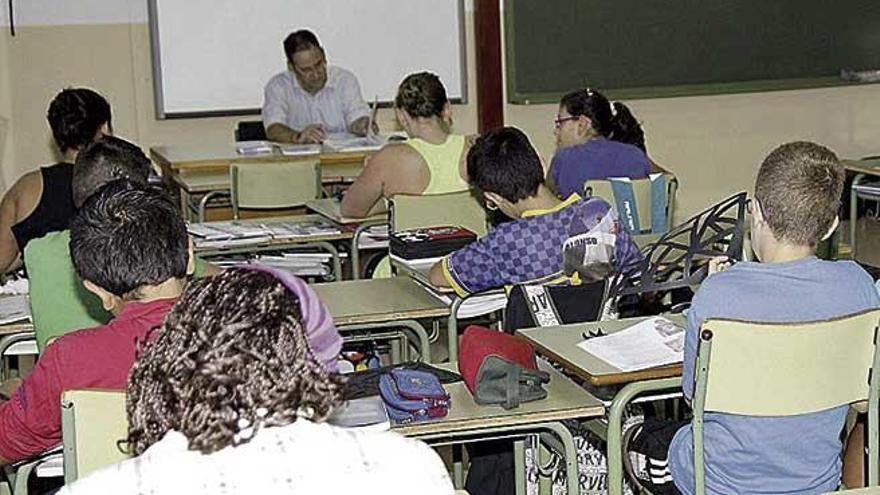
[553,116,579,129]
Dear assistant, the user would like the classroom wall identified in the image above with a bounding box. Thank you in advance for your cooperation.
[0,0,479,190]
[2,2,880,218]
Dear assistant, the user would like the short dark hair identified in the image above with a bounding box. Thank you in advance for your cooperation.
[46,88,112,153]
[467,127,544,203]
[754,141,844,247]
[395,72,448,119]
[560,88,646,151]
[283,30,321,63]
[126,268,343,455]
[69,180,188,298]
[72,136,152,208]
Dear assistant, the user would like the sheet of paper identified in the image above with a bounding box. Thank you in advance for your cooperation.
[0,295,31,324]
[323,132,385,153]
[577,316,684,372]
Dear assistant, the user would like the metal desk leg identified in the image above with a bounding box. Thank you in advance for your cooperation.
[851,173,866,260]
[606,378,682,495]
[197,190,230,223]
[414,421,580,495]
[448,297,463,362]
[350,219,385,280]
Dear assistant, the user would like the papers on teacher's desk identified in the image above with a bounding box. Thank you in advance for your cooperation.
[0,295,31,325]
[322,133,386,153]
[235,140,274,155]
[577,316,684,372]
[188,220,342,249]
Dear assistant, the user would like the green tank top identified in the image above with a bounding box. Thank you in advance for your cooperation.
[405,134,469,194]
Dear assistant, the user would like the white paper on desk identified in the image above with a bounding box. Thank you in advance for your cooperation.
[577,316,684,372]
[413,279,507,319]
[235,140,273,155]
[323,132,384,152]
[277,143,321,156]
[0,295,31,324]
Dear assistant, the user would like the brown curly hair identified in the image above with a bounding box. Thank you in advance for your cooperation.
[125,268,344,455]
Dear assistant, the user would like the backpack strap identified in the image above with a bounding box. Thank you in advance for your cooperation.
[523,285,562,327]
[609,177,640,234]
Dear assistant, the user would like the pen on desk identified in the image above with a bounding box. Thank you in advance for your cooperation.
[367,95,379,138]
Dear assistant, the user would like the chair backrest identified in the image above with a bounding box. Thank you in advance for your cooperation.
[692,309,880,493]
[696,309,880,416]
[234,120,267,141]
[584,172,678,234]
[389,190,487,236]
[230,160,321,219]
[24,231,109,351]
[61,389,128,484]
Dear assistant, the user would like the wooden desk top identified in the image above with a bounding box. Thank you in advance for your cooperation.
[518,315,687,387]
[842,157,880,176]
[150,143,370,172]
[313,276,449,326]
[306,198,388,225]
[394,360,604,437]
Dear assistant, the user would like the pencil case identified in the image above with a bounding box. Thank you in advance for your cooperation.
[378,368,450,424]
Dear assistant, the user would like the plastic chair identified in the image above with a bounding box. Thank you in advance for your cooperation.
[389,190,488,236]
[692,310,880,494]
[584,172,678,234]
[60,389,128,484]
[230,160,321,220]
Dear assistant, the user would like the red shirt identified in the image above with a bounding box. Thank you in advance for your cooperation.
[0,298,176,461]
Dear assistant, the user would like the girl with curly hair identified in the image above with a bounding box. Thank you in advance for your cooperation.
[61,267,454,494]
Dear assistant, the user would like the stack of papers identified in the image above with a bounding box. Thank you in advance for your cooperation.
[577,316,684,372]
[278,143,321,156]
[0,295,31,325]
[261,220,341,239]
[0,278,28,295]
[323,133,385,153]
[188,222,272,248]
[357,224,389,249]
[235,140,274,155]
[212,253,335,278]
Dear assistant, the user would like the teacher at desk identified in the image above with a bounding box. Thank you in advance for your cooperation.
[262,29,377,144]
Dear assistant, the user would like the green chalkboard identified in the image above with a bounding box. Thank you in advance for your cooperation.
[505,0,880,104]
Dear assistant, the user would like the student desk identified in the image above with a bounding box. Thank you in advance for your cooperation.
[150,144,371,221]
[518,315,686,495]
[394,361,605,495]
[312,277,450,363]
[391,257,508,363]
[193,214,352,280]
[844,158,880,260]
[306,198,388,280]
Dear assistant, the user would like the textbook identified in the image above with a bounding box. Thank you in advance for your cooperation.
[577,316,684,372]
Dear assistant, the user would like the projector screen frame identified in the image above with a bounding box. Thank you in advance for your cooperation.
[147,0,468,120]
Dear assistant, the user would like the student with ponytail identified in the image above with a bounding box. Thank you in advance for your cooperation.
[549,88,652,198]
[340,72,470,218]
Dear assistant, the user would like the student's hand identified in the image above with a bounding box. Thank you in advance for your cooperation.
[297,124,326,144]
[708,256,733,275]
[349,116,378,137]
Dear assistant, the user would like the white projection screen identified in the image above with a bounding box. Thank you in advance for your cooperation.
[148,0,466,118]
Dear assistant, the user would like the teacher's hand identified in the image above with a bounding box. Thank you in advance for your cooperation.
[297,124,326,144]
[349,116,379,137]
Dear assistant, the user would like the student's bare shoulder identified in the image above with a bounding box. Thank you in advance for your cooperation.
[2,170,43,218]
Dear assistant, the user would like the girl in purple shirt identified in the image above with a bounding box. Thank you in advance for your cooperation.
[550,88,652,197]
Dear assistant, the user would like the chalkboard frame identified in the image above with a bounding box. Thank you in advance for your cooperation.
[503,2,878,105]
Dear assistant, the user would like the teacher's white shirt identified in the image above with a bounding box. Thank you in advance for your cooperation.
[262,66,371,134]
[60,419,454,495]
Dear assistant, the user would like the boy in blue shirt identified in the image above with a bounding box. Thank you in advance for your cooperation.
[626,141,880,494]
